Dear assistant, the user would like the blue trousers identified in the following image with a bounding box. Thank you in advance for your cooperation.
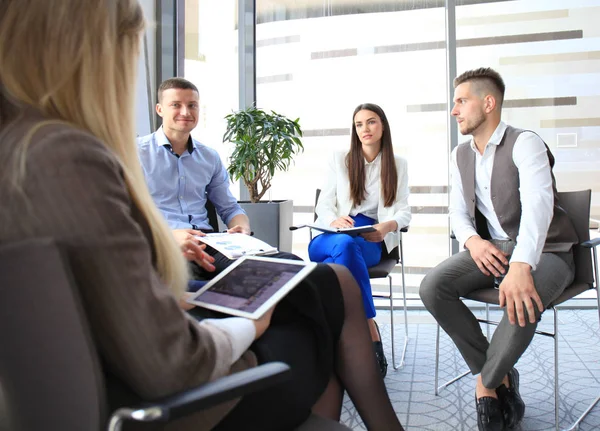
[308,214,382,318]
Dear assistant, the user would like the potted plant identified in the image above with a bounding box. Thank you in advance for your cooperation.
[223,105,303,251]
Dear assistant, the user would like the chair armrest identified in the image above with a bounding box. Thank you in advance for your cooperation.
[582,238,600,248]
[129,362,291,424]
[400,226,409,233]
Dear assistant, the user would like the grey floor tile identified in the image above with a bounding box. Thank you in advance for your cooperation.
[341,310,600,430]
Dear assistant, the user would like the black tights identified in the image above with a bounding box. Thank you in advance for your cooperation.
[320,265,404,431]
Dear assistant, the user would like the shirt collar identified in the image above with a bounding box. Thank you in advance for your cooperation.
[469,121,507,153]
[156,126,194,155]
[364,151,382,166]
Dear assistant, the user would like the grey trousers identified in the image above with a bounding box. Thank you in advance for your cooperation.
[419,250,575,389]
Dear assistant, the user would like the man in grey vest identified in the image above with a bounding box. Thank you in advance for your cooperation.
[420,68,578,431]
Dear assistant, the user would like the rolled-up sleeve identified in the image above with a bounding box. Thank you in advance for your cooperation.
[206,155,246,226]
[510,132,554,269]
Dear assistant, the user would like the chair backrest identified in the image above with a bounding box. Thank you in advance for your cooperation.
[314,189,322,224]
[0,239,105,431]
[557,190,594,285]
[205,196,220,232]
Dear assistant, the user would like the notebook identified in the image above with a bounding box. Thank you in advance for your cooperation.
[196,232,278,259]
[289,223,376,237]
[186,256,317,319]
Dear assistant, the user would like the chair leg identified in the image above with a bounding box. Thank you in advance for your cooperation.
[390,238,409,370]
[435,323,440,396]
[434,323,470,395]
[554,307,560,431]
[485,303,490,340]
[389,273,396,369]
[563,395,600,431]
[593,247,600,328]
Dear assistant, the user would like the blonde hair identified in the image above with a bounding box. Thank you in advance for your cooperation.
[0,0,188,296]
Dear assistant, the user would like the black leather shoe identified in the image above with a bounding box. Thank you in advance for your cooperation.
[496,368,525,428]
[476,396,505,431]
[372,321,387,378]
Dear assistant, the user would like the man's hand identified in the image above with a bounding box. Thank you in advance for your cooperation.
[253,306,275,340]
[227,225,251,235]
[182,241,216,272]
[173,228,205,246]
[330,216,354,229]
[465,236,509,277]
[499,262,543,327]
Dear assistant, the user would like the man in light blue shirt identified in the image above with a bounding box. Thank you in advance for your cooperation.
[138,78,297,279]
[138,77,253,279]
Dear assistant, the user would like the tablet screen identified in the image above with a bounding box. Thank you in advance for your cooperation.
[187,256,316,319]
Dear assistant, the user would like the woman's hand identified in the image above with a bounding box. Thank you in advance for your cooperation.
[330,216,354,229]
[361,220,397,242]
[179,291,197,311]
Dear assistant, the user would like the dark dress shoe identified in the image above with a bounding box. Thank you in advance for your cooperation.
[496,368,525,428]
[372,321,388,378]
[476,396,505,431]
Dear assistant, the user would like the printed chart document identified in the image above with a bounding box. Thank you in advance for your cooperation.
[290,223,376,237]
[196,233,278,259]
[186,256,317,319]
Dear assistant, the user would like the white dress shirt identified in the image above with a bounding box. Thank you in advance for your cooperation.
[449,121,554,270]
[350,152,381,221]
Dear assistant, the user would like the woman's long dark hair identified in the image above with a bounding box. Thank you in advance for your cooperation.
[346,103,398,207]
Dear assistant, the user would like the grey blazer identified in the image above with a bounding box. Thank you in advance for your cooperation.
[0,105,256,430]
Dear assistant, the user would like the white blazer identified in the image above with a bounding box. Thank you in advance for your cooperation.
[315,150,411,252]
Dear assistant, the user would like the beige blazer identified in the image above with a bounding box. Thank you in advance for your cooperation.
[315,150,411,251]
[0,105,255,430]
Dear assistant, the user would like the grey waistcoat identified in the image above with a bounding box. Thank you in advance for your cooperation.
[456,125,578,253]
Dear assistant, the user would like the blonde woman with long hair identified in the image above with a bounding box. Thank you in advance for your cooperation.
[0,1,404,430]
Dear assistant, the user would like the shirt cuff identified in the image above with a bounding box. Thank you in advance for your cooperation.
[509,247,537,271]
[457,229,480,250]
[199,317,256,365]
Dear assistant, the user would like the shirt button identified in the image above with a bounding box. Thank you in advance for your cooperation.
[180,176,185,179]
[179,196,183,199]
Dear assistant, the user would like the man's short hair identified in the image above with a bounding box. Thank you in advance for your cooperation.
[454,67,505,106]
[157,77,199,103]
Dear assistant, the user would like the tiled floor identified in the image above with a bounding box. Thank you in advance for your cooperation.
[340,309,600,431]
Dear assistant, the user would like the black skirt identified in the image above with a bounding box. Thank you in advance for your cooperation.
[209,263,345,431]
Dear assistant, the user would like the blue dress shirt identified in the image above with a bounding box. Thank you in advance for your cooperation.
[137,127,245,230]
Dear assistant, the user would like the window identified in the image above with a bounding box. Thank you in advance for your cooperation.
[255,0,451,295]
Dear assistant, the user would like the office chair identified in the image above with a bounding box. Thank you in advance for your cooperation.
[433,190,600,431]
[313,189,410,370]
[0,239,350,431]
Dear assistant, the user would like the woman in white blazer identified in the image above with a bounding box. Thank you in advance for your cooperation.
[310,103,411,377]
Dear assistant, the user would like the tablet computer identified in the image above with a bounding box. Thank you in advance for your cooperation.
[186,256,317,319]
